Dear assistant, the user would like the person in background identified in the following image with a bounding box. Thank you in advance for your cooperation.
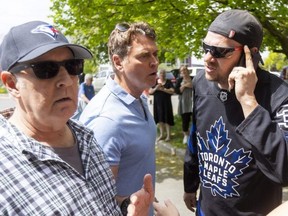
[80,21,158,216]
[72,73,95,120]
[184,9,288,216]
[175,65,193,144]
[0,20,153,216]
[143,88,152,104]
[78,73,95,104]
[149,69,175,141]
[280,66,288,83]
[78,72,85,84]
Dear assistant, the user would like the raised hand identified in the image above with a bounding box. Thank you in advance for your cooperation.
[127,174,154,216]
[153,199,180,216]
[228,45,258,118]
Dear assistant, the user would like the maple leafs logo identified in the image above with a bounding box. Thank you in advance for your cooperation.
[197,117,252,198]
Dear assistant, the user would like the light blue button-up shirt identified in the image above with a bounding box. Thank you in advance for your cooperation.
[80,76,156,199]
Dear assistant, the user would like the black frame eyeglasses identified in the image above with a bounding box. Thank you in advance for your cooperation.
[202,41,243,58]
[9,59,84,80]
[115,23,130,32]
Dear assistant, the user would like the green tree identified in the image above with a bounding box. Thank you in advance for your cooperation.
[264,52,288,71]
[50,0,288,65]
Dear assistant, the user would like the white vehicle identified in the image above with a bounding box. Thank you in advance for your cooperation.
[270,71,280,77]
[188,66,205,77]
[93,69,114,92]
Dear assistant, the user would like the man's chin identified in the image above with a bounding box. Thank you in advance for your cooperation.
[205,73,215,81]
[55,107,77,120]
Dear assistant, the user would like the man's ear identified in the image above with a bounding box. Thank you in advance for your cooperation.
[1,71,19,97]
[112,54,124,72]
[250,47,259,53]
[250,47,262,69]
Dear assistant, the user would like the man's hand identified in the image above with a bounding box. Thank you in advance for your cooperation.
[267,200,288,216]
[153,199,180,216]
[228,45,258,118]
[183,192,197,212]
[127,174,154,216]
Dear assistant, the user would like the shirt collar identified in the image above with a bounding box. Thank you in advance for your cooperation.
[105,75,137,105]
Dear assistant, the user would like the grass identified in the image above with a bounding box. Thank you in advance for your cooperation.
[0,87,7,94]
[171,114,186,149]
[155,146,184,181]
[155,115,186,181]
[0,81,7,93]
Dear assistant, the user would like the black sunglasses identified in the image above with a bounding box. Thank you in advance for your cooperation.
[115,23,130,32]
[202,41,243,58]
[9,59,84,79]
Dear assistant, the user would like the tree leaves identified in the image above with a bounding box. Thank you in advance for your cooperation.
[50,0,288,67]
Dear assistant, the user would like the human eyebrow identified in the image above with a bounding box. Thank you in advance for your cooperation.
[136,51,150,58]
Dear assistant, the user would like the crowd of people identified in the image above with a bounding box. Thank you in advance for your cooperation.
[1,8,288,216]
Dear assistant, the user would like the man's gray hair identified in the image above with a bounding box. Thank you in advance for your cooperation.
[84,73,93,81]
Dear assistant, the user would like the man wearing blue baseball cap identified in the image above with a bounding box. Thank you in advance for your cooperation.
[0,21,153,215]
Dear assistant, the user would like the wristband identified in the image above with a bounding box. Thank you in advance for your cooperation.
[120,196,130,216]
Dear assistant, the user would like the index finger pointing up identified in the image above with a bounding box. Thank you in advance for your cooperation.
[244,45,254,70]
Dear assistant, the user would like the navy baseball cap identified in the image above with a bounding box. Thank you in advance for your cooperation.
[0,21,93,72]
[208,9,263,64]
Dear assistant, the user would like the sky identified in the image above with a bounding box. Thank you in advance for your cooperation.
[0,0,52,42]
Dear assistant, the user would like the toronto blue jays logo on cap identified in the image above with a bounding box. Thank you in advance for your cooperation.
[31,24,59,40]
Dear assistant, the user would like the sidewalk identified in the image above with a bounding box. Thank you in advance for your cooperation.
[156,140,288,206]
[155,141,194,216]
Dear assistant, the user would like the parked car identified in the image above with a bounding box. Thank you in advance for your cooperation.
[170,69,180,79]
[166,71,176,83]
[93,69,114,92]
[168,66,205,79]
[155,70,176,88]
[188,66,205,77]
[270,71,281,77]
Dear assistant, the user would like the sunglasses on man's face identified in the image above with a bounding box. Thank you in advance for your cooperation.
[10,59,84,79]
[202,41,243,58]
